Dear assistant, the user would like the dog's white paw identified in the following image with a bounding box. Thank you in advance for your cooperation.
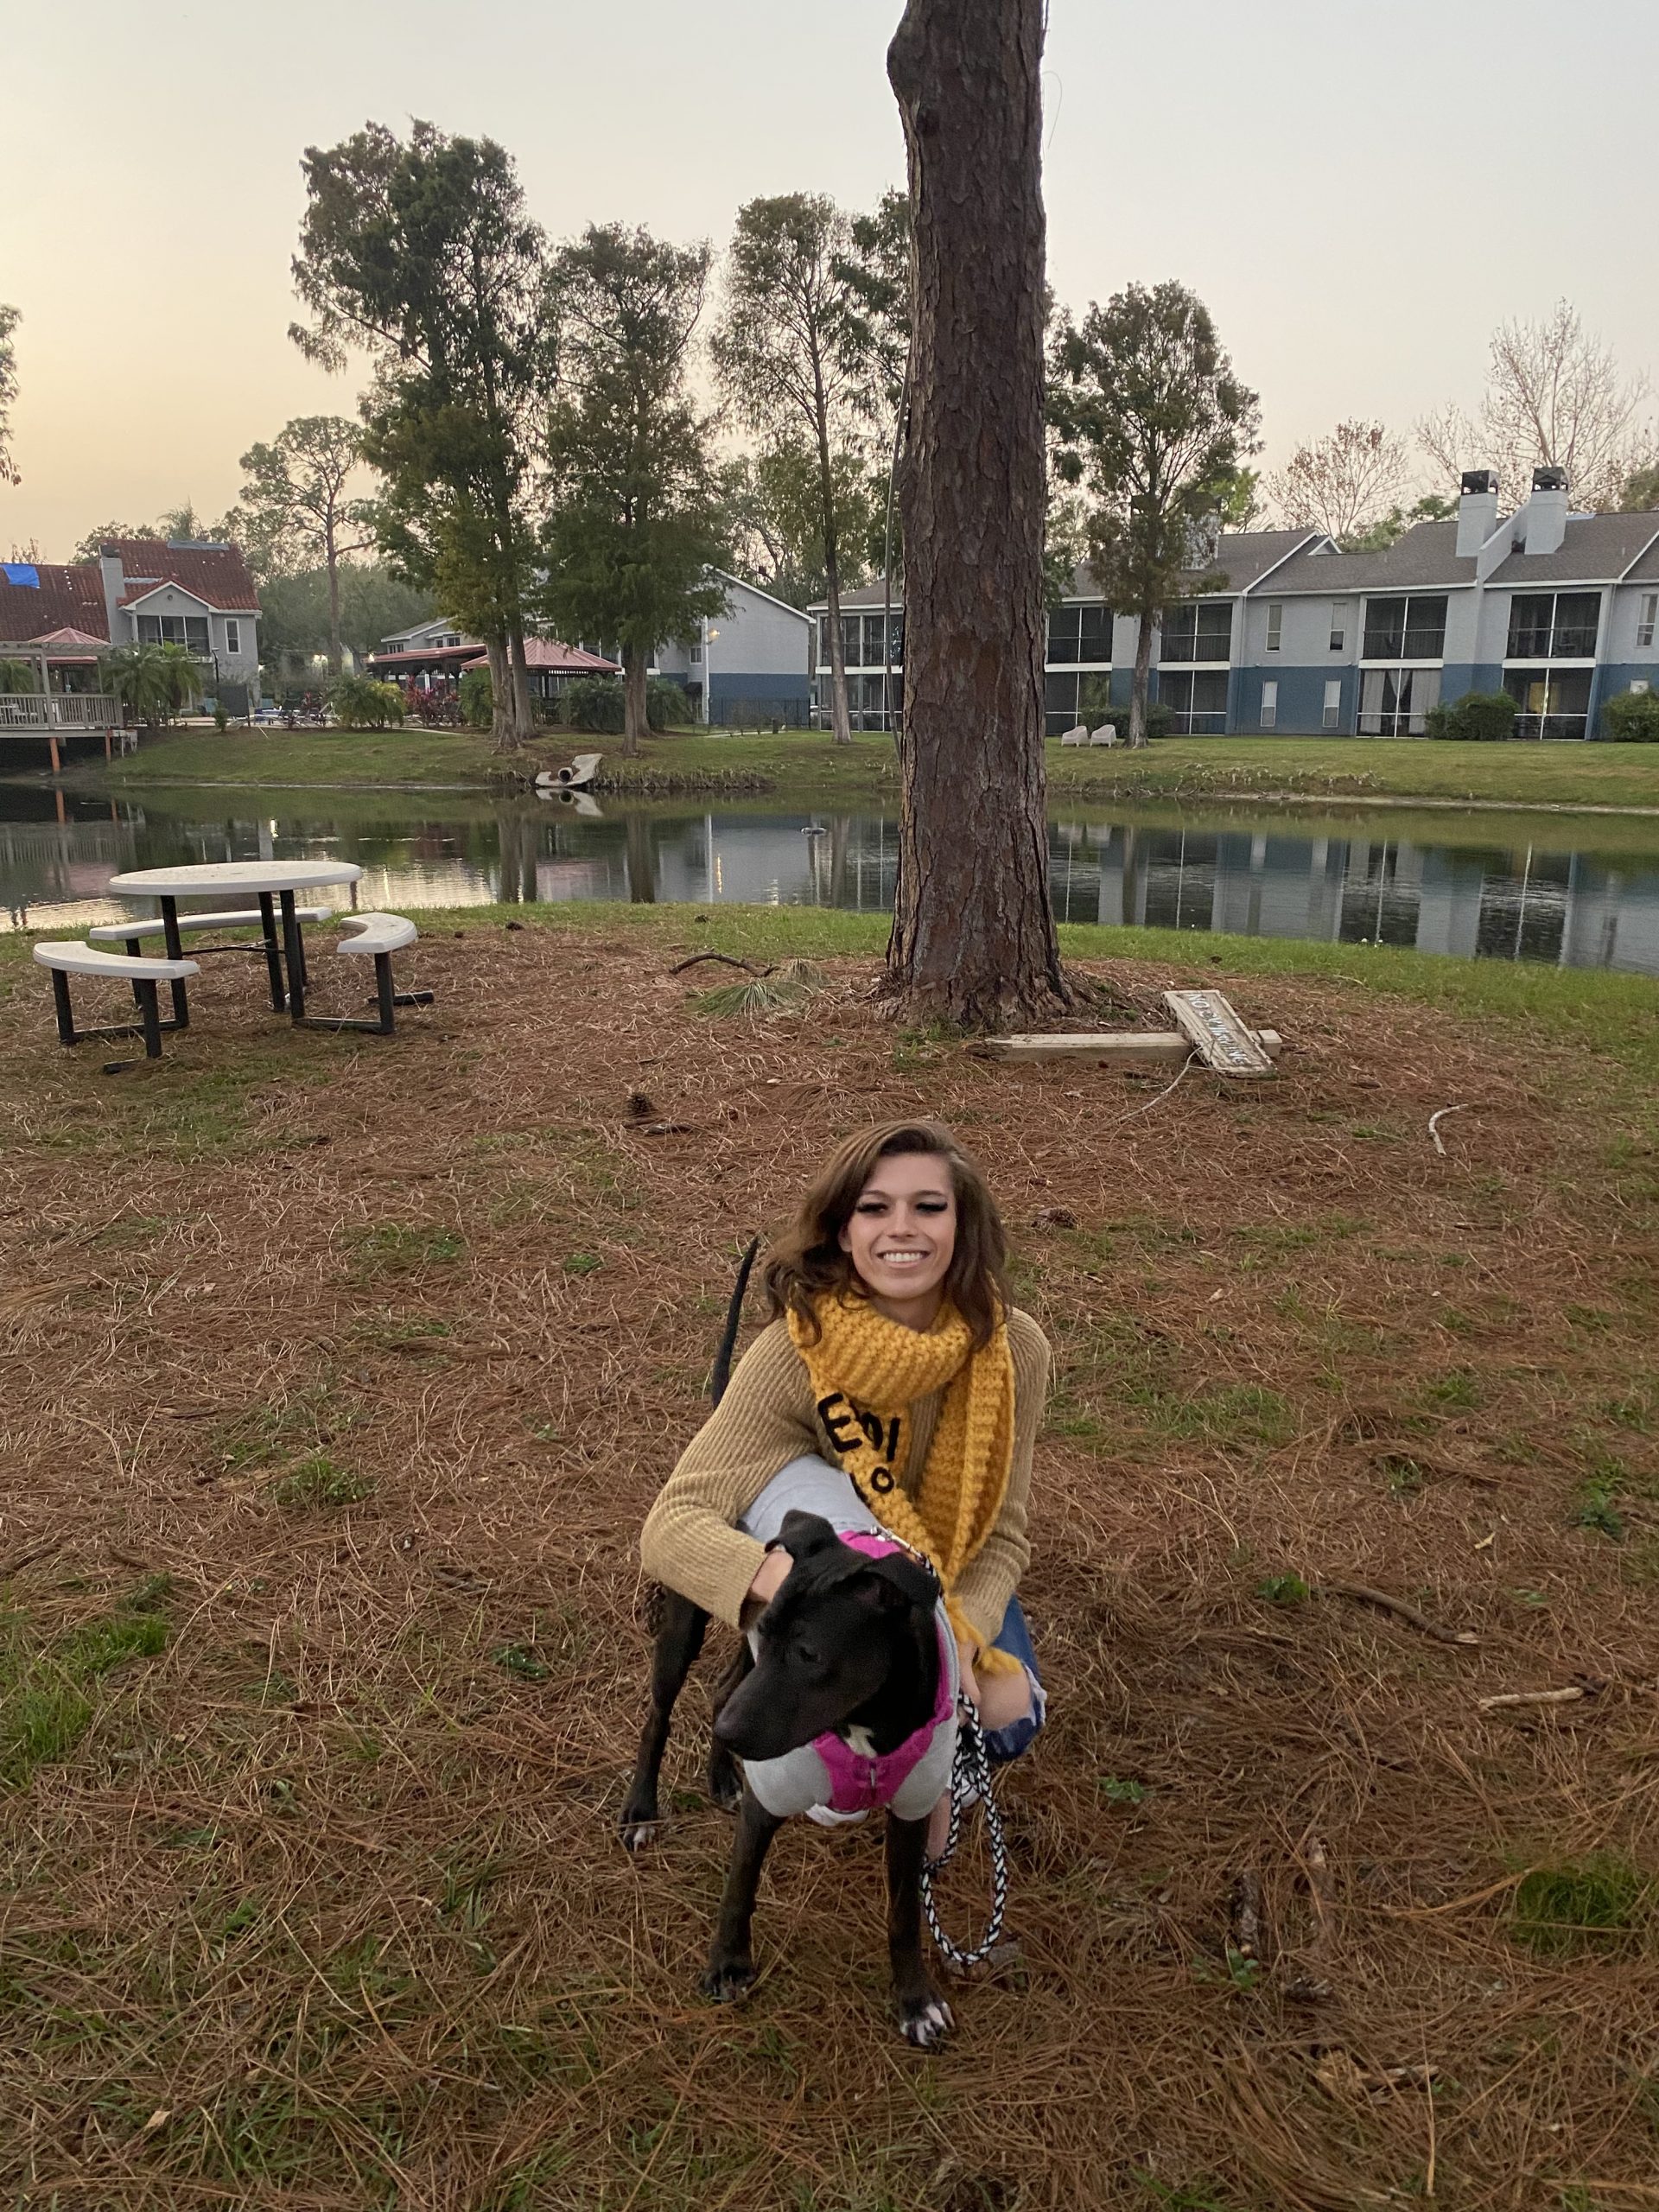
[900,1998,954,2049]
[620,1820,660,1853]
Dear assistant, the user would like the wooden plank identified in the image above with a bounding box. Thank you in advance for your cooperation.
[985,1028,1282,1066]
[1162,989,1276,1077]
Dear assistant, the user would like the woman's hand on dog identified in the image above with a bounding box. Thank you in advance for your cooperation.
[956,1638,982,1711]
[741,1547,792,1625]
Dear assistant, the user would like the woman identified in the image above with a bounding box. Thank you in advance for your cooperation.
[640,1119,1051,1837]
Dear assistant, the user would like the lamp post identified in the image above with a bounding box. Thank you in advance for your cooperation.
[701,622,721,725]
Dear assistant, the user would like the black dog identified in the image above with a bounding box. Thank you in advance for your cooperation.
[620,1245,958,2046]
[621,1511,956,2047]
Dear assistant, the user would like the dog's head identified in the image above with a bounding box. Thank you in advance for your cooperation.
[713,1511,942,1763]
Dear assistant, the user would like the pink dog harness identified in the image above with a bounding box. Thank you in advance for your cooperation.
[811,1534,956,1812]
[738,1527,961,1823]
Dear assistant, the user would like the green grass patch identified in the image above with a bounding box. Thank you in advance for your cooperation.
[270,1454,373,1510]
[346,1222,466,1272]
[1510,1857,1657,1955]
[1,1587,171,1787]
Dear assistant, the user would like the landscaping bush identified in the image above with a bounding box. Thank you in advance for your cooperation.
[1425,690,1516,741]
[563,676,690,734]
[1077,701,1174,741]
[1602,688,1659,742]
[563,677,626,734]
[329,674,404,729]
[648,679,692,729]
[458,666,493,730]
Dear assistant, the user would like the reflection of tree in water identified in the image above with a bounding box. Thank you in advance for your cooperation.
[626,813,657,904]
[494,809,541,904]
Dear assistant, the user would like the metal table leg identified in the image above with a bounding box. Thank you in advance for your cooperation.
[159,896,190,1029]
[280,890,307,1021]
[257,893,286,1011]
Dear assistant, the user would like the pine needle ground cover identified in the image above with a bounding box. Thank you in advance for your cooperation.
[2,910,1656,2211]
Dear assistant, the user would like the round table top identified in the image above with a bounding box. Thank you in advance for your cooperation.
[105,860,364,898]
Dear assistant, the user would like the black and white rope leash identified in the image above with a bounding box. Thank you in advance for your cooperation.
[919,1696,1009,1971]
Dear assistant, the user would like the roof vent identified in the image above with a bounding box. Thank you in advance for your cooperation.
[1532,466,1568,493]
[1460,469,1497,495]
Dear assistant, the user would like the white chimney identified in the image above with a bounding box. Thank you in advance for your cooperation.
[98,548,125,642]
[1455,469,1500,557]
[1522,466,1569,556]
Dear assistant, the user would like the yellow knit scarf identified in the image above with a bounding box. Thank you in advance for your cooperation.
[787,1292,1020,1675]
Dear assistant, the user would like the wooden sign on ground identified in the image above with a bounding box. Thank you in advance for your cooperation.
[987,988,1281,1074]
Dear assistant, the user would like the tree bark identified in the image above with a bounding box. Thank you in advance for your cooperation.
[509,627,536,745]
[1129,608,1155,748]
[818,423,855,747]
[883,0,1069,1028]
[620,644,650,756]
[485,637,516,750]
[325,518,343,682]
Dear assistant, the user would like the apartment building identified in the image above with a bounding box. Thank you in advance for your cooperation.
[810,476,1659,739]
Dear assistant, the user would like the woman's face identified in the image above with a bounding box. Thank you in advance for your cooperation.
[838,1151,958,1324]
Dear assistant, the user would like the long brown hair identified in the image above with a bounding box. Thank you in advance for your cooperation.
[764,1120,1010,1349]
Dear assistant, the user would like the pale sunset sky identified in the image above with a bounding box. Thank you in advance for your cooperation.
[5,0,1656,560]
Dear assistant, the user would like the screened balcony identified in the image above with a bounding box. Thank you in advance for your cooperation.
[1505,591,1599,662]
[1361,594,1447,663]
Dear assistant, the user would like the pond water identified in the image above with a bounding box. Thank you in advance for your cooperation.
[3,781,1659,976]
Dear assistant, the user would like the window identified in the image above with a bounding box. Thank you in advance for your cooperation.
[1362,595,1447,661]
[1266,603,1282,652]
[1161,600,1232,662]
[690,640,702,664]
[1640,594,1657,649]
[1358,666,1440,735]
[1044,671,1081,736]
[841,613,862,669]
[225,619,240,655]
[137,613,209,655]
[1506,591,1599,660]
[1329,619,1344,652]
[1159,669,1228,734]
[1046,601,1111,664]
[1503,666,1592,740]
[1323,678,1343,730]
[1259,680,1278,728]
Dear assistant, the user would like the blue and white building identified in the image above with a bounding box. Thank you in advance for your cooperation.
[811,474,1659,740]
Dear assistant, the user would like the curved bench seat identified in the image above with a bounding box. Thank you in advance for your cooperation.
[337,912,417,957]
[33,941,200,1062]
[88,906,328,945]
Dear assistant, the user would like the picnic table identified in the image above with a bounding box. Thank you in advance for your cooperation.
[103,861,364,1027]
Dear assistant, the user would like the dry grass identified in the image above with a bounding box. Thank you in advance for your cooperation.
[2,918,1657,2212]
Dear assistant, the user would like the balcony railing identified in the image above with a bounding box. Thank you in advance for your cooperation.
[1361,629,1446,662]
[1507,626,1599,661]
[0,693,121,729]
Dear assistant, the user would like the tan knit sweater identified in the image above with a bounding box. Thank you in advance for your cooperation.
[640,1307,1052,1647]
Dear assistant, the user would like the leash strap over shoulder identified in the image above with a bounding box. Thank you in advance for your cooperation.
[919,1700,1009,1971]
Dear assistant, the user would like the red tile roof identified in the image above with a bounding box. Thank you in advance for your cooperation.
[0,563,110,645]
[105,538,261,613]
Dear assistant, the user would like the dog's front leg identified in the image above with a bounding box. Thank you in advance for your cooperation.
[619,1588,708,1850]
[887,1810,954,2049]
[705,1639,753,1812]
[700,1783,781,2004]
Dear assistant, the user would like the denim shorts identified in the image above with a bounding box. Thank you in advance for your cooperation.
[983,1594,1045,1766]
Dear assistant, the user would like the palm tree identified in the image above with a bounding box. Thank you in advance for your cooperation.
[100,643,203,735]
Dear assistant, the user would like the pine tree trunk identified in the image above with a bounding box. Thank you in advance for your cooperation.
[326,528,343,681]
[818,425,855,747]
[620,645,649,756]
[884,0,1068,1028]
[1128,610,1155,748]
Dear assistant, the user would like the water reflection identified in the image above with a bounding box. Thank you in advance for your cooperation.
[3,785,1657,977]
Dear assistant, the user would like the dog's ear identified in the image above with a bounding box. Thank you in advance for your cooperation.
[859,1550,940,1616]
[776,1510,845,1566]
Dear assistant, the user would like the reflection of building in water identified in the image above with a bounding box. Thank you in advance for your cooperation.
[1047,817,1659,976]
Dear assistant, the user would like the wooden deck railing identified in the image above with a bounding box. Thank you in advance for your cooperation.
[0,693,121,729]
